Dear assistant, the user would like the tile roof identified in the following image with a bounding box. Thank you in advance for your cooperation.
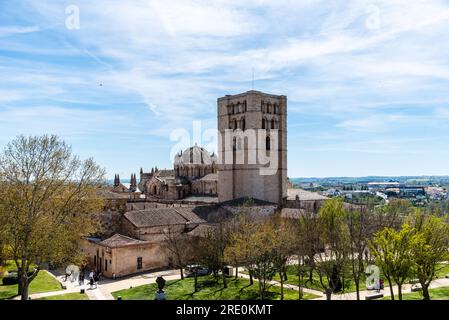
[98,234,148,248]
[287,189,328,201]
[182,196,219,203]
[220,197,277,206]
[187,224,215,237]
[124,208,205,228]
[96,187,129,199]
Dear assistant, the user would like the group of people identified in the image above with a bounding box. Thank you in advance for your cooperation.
[77,269,102,289]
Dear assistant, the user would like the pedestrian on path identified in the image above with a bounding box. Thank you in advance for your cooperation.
[79,271,85,286]
[89,270,95,289]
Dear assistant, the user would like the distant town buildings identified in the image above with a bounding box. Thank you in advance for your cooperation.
[313,180,448,205]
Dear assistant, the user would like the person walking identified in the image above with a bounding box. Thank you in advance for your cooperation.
[78,270,85,286]
[89,270,95,289]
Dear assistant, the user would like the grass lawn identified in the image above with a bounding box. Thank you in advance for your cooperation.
[382,286,449,300]
[38,292,89,300]
[434,263,449,279]
[0,261,63,300]
[112,276,321,300]
[272,263,449,295]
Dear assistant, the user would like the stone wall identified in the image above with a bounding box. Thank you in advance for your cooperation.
[191,179,218,196]
[81,239,170,278]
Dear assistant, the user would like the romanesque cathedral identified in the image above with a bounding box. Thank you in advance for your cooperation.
[82,91,326,278]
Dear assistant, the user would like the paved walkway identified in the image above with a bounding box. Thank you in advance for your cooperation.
[238,271,324,297]
[22,269,181,300]
[320,277,449,300]
[12,270,80,300]
[98,270,180,299]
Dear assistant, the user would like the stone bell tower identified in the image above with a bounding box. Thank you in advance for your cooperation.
[217,90,287,205]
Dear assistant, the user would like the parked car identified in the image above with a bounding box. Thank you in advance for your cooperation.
[2,270,35,285]
[184,265,210,278]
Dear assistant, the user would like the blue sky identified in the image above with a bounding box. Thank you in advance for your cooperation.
[1,0,449,179]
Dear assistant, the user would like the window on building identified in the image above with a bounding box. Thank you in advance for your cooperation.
[242,118,246,131]
[105,259,108,271]
[262,118,266,129]
[271,119,275,129]
[266,136,271,151]
[137,257,143,270]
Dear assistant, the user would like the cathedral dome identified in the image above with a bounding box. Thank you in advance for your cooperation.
[174,145,215,165]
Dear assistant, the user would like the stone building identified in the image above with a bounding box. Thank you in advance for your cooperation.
[81,234,167,278]
[138,145,218,200]
[217,91,288,205]
[83,207,208,277]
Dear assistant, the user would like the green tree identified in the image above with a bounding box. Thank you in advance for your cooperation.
[271,214,296,300]
[0,135,105,300]
[410,212,449,300]
[347,208,375,300]
[369,224,419,300]
[295,209,320,298]
[315,198,350,300]
[226,216,278,300]
[375,199,413,230]
[196,220,230,289]
[163,224,194,280]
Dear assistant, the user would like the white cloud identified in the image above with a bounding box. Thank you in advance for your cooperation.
[0,26,39,38]
[3,0,449,148]
[436,107,449,118]
[337,114,421,132]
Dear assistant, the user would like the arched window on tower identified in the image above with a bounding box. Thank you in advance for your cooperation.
[242,118,246,131]
[271,119,275,129]
[262,118,266,129]
[234,119,237,130]
[266,136,271,151]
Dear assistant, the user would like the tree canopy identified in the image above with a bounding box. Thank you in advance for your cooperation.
[0,135,105,300]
